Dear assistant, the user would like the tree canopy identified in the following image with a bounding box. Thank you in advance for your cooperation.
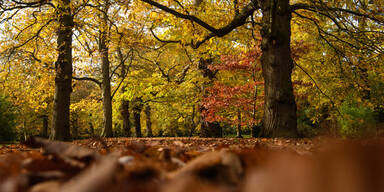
[0,0,383,140]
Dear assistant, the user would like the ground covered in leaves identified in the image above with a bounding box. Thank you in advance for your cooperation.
[0,137,383,192]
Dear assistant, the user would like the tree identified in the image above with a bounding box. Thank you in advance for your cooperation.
[118,45,132,137]
[259,0,297,137]
[139,0,383,137]
[0,0,77,140]
[132,97,143,137]
[72,0,136,137]
[144,104,153,137]
[99,0,113,137]
[202,49,264,137]
[50,0,74,140]
[286,0,383,134]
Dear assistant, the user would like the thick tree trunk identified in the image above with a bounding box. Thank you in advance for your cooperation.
[260,0,298,137]
[101,49,113,137]
[100,2,113,137]
[50,0,73,141]
[133,99,143,137]
[145,105,153,137]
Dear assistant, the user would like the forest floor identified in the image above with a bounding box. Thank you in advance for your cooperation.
[0,137,383,192]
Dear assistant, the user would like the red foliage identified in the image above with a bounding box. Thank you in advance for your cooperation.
[209,48,262,72]
[203,48,264,126]
[202,41,313,126]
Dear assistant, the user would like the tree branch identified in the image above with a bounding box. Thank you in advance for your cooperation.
[0,0,54,16]
[294,60,342,117]
[73,76,102,87]
[290,3,384,24]
[140,0,260,49]
[111,56,133,99]
[149,26,181,44]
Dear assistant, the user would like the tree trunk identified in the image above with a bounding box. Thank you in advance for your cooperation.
[133,99,143,137]
[189,104,198,137]
[41,115,48,138]
[198,58,222,138]
[50,0,73,141]
[259,0,298,137]
[200,120,222,138]
[89,122,94,137]
[118,46,131,137]
[251,85,258,137]
[100,2,113,137]
[236,109,242,138]
[120,99,131,137]
[89,113,94,137]
[200,105,222,138]
[145,104,153,137]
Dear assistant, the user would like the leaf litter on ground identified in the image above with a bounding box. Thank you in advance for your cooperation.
[0,137,384,192]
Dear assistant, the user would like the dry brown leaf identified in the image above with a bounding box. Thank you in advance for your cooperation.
[59,156,120,192]
[24,137,99,169]
[169,149,244,187]
[29,181,61,192]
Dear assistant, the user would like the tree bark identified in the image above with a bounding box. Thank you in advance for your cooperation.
[50,0,73,141]
[133,99,143,137]
[100,1,113,137]
[260,0,298,137]
[145,104,153,137]
[41,115,48,138]
[118,46,131,137]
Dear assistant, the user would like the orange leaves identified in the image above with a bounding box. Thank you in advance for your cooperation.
[202,48,264,125]
[4,137,384,192]
[209,49,262,72]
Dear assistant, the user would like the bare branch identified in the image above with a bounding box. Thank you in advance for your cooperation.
[111,54,134,99]
[110,49,133,79]
[141,0,260,49]
[0,0,54,16]
[291,3,384,24]
[149,26,181,44]
[175,46,193,84]
[9,18,54,52]
[73,76,102,87]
